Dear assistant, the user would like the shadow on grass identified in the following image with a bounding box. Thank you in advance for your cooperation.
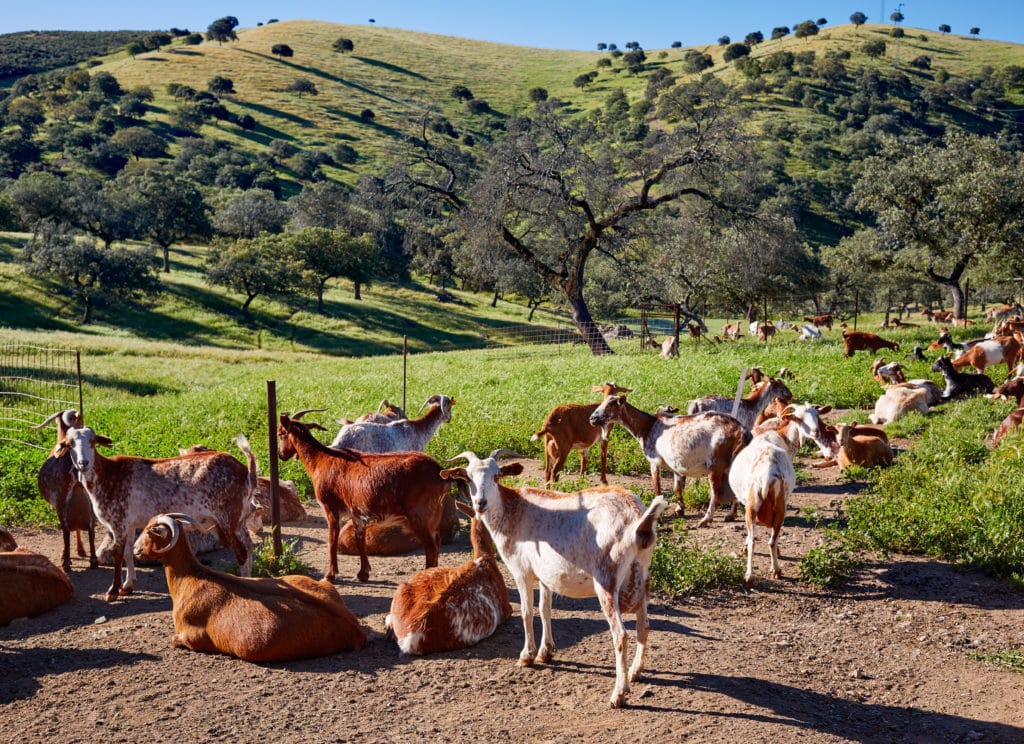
[351,55,429,81]
[238,49,399,103]
[231,99,312,129]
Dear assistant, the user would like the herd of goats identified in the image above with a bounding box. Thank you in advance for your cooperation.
[4,305,1024,707]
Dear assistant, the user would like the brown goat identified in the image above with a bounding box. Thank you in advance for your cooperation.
[989,377,1024,407]
[949,335,1022,377]
[531,382,632,485]
[134,514,365,661]
[836,423,893,468]
[33,410,99,572]
[842,330,899,357]
[277,412,449,582]
[992,408,1024,446]
[803,314,833,330]
[385,502,511,655]
[0,543,74,626]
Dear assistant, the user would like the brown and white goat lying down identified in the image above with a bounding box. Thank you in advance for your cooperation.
[441,450,668,708]
[134,514,366,662]
[385,502,511,655]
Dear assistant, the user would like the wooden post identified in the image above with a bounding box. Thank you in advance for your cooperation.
[75,350,83,417]
[402,335,408,413]
[267,380,282,558]
[854,289,860,330]
[673,304,680,351]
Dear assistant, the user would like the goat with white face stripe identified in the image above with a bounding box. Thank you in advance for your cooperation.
[440,450,667,708]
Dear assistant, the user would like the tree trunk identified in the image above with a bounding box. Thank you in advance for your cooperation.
[491,288,499,308]
[527,297,541,322]
[317,284,325,314]
[81,298,93,324]
[242,293,257,315]
[353,281,362,300]
[162,245,171,273]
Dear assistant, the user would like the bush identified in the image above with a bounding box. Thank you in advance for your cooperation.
[253,538,313,577]
[650,527,745,597]
[722,43,751,63]
[862,40,887,57]
[271,44,293,58]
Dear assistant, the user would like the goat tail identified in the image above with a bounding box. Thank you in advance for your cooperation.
[235,432,259,492]
[633,495,669,551]
[530,428,549,442]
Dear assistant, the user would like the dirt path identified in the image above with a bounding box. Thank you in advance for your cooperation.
[3,455,1024,743]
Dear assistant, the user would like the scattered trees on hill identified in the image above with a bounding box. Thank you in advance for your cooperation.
[718,36,730,45]
[970,28,980,37]
[20,225,159,323]
[794,21,820,38]
[450,85,473,101]
[723,43,751,63]
[208,76,235,95]
[861,40,886,58]
[890,10,904,23]
[272,44,294,58]
[939,24,951,34]
[213,189,291,238]
[850,12,868,28]
[333,38,354,53]
[291,227,379,306]
[206,233,301,315]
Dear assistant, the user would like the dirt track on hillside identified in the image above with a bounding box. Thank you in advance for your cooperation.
[3,455,1024,744]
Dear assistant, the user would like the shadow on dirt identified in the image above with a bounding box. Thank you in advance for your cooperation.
[638,672,1024,743]
[0,646,160,704]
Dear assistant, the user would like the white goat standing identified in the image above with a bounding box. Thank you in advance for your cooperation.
[330,394,454,452]
[441,450,668,708]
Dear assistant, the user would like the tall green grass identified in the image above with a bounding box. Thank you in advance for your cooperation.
[846,397,1024,581]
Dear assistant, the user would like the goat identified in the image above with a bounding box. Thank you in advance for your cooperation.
[0,542,75,626]
[590,394,750,527]
[986,304,1015,323]
[803,313,833,330]
[0,526,16,552]
[842,330,899,357]
[722,322,742,340]
[949,336,1022,377]
[55,426,260,602]
[330,394,454,452]
[868,385,930,425]
[441,450,668,708]
[906,345,928,362]
[32,410,98,572]
[687,376,793,431]
[871,358,907,384]
[757,320,777,343]
[992,408,1024,446]
[931,356,995,401]
[901,379,943,407]
[660,336,678,358]
[989,377,1024,407]
[730,404,832,585]
[181,445,307,524]
[385,501,511,655]
[531,382,632,485]
[794,324,823,341]
[134,514,365,661]
[337,399,406,426]
[277,411,449,582]
[338,493,460,556]
[685,322,705,341]
[836,423,893,468]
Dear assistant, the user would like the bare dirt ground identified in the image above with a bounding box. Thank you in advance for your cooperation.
[3,453,1024,744]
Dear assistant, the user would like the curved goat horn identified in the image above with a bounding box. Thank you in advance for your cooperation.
[290,407,328,421]
[446,451,480,464]
[153,515,182,554]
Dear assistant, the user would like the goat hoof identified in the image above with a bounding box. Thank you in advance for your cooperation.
[62,563,72,574]
[724,513,737,523]
[89,559,99,569]
[105,591,119,602]
[356,572,370,583]
[772,571,782,579]
[518,655,534,667]
[536,649,553,664]
[696,519,711,529]
[744,577,754,588]
[119,586,134,597]
[609,693,626,708]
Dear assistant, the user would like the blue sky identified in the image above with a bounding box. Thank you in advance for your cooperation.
[4,1,1022,48]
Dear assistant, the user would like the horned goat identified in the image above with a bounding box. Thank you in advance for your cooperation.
[531,382,632,485]
[687,376,793,431]
[134,513,366,661]
[590,394,750,526]
[277,411,449,582]
[441,450,668,708]
[55,426,260,601]
[330,395,454,452]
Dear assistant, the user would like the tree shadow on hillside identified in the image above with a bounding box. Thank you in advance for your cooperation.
[238,49,398,103]
[231,99,311,129]
[351,56,429,81]
[637,671,1024,742]
[323,107,402,137]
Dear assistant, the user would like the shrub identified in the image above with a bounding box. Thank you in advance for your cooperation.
[253,538,313,577]
[650,528,745,597]
[723,43,751,63]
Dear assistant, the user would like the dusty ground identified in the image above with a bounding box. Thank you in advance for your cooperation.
[3,454,1024,744]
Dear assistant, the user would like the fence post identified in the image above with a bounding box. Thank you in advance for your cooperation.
[402,335,408,413]
[267,380,282,558]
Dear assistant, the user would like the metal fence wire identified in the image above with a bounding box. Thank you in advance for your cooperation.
[0,344,82,450]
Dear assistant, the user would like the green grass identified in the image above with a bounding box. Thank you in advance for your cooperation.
[252,537,313,578]
[650,526,746,596]
[970,649,1024,672]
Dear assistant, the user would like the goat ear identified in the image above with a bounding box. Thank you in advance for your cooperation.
[454,500,475,518]
[307,422,327,432]
[95,434,114,448]
[439,467,468,481]
[816,405,832,415]
[498,463,524,478]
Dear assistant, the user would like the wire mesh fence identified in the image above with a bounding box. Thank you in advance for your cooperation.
[0,344,82,450]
